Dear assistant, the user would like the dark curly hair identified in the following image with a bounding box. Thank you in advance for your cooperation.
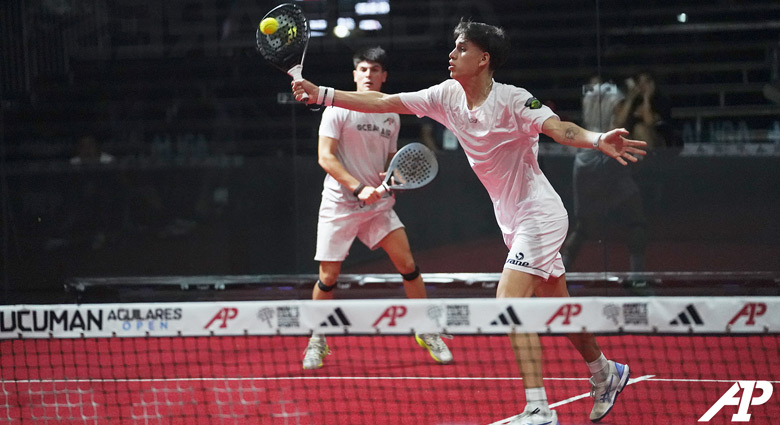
[453,19,509,71]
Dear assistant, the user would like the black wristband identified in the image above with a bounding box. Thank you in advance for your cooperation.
[352,183,366,197]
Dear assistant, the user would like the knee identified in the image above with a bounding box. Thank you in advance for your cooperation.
[318,269,339,288]
[316,279,337,293]
[399,264,420,281]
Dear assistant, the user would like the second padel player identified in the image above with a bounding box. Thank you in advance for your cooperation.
[302,46,452,370]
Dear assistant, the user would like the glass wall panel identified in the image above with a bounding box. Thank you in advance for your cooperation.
[1,1,778,303]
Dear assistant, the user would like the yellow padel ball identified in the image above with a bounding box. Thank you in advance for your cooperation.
[259,17,279,35]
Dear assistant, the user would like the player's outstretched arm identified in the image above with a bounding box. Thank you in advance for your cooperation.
[541,117,646,165]
[292,79,412,115]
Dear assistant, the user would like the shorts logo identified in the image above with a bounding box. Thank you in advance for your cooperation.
[699,381,773,422]
[506,251,530,268]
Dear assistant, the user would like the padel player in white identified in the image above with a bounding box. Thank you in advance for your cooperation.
[302,46,452,371]
[293,20,646,425]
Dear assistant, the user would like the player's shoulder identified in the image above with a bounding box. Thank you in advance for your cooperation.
[324,105,349,115]
[437,79,460,92]
[335,107,398,126]
[322,105,356,122]
[495,81,532,97]
[495,82,543,109]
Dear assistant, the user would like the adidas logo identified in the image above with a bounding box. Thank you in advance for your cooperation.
[670,304,704,325]
[491,306,522,325]
[319,307,351,327]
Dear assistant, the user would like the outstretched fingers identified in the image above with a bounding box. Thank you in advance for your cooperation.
[623,137,648,148]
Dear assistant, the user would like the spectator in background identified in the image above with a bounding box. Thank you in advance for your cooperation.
[617,70,678,217]
[561,75,649,285]
[614,70,673,152]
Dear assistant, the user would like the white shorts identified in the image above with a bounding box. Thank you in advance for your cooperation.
[504,217,568,279]
[314,197,403,262]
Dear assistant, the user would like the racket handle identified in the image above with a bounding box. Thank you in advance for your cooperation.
[376,182,390,197]
[287,64,308,101]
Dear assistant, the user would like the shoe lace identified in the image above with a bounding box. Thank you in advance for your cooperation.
[589,377,600,398]
[421,333,451,351]
[513,407,546,422]
[527,407,540,416]
[303,339,328,358]
[589,376,613,401]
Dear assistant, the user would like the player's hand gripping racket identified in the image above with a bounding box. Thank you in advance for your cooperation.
[255,3,317,109]
[376,142,439,197]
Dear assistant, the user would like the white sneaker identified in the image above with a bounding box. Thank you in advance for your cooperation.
[507,408,558,425]
[414,333,453,364]
[590,360,630,422]
[302,336,330,370]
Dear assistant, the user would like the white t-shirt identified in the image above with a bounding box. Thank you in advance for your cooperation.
[399,79,567,246]
[318,106,400,202]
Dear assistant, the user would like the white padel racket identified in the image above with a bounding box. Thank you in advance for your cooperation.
[376,142,438,196]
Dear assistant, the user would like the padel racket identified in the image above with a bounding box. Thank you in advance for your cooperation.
[256,3,314,106]
[376,142,439,196]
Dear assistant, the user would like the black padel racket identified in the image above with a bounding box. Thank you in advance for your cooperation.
[256,3,314,106]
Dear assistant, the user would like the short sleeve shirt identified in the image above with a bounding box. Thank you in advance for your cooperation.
[399,79,567,242]
[318,106,400,202]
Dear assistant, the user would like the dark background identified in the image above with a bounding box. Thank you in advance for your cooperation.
[1,0,779,302]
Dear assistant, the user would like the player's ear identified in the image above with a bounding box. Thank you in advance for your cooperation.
[481,52,491,67]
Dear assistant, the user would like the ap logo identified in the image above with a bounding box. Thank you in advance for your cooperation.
[699,381,773,422]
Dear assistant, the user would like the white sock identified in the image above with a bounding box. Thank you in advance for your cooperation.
[524,387,550,414]
[588,353,609,382]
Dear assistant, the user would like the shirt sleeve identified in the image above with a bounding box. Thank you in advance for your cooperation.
[517,93,558,135]
[398,82,447,122]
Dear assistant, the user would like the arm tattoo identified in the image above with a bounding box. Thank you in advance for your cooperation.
[564,126,580,141]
